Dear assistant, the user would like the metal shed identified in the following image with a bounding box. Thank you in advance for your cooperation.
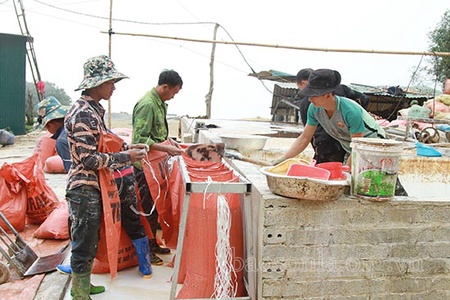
[0,33,27,135]
[348,83,434,121]
[269,82,435,123]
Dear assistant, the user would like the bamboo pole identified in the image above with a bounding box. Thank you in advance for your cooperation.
[107,0,113,129]
[102,31,450,57]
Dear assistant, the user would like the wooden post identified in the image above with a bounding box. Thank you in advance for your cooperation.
[205,23,219,119]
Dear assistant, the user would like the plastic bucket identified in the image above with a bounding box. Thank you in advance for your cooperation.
[350,138,403,201]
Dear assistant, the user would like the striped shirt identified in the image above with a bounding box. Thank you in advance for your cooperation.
[64,95,131,191]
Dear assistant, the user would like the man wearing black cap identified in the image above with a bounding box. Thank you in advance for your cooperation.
[276,68,408,196]
[277,68,385,167]
[296,68,371,164]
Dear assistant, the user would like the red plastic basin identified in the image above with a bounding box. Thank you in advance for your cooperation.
[315,162,350,180]
[286,164,331,180]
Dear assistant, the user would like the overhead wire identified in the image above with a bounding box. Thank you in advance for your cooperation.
[25,0,443,121]
[30,0,256,72]
[380,54,425,123]
[30,0,282,99]
[32,0,216,26]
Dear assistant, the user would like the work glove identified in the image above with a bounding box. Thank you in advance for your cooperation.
[271,155,286,166]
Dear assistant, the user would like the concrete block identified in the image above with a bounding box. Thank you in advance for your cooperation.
[385,277,429,293]
[423,242,450,258]
[263,228,287,244]
[383,207,423,223]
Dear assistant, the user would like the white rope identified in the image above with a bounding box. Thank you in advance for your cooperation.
[115,170,124,195]
[212,194,237,299]
[202,176,214,210]
[142,157,161,211]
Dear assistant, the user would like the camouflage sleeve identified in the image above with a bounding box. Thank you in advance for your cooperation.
[70,110,131,171]
[132,100,156,146]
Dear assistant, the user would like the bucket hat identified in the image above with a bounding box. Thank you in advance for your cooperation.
[35,96,68,128]
[302,69,341,97]
[75,55,128,91]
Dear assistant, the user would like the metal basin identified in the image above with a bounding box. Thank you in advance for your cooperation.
[220,134,268,151]
[260,167,350,201]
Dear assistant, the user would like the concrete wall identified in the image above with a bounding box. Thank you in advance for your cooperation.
[191,119,450,299]
[236,160,450,300]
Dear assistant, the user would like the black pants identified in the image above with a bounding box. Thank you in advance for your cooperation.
[314,141,347,164]
[67,174,147,241]
[117,172,147,240]
[133,167,159,238]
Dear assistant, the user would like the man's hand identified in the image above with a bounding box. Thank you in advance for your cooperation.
[169,139,181,149]
[129,143,149,152]
[127,148,147,162]
[166,145,184,156]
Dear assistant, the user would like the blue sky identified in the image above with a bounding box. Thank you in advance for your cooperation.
[1,0,450,119]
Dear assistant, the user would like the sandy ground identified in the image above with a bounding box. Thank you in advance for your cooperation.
[0,114,180,299]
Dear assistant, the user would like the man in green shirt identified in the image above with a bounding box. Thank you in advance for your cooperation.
[132,69,184,264]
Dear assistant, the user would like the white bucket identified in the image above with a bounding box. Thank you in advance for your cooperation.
[350,138,403,201]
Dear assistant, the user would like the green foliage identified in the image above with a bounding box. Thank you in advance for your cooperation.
[25,81,72,125]
[25,124,34,133]
[428,9,450,83]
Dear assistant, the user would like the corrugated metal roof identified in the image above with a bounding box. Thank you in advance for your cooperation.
[251,69,439,99]
[276,83,435,98]
[248,70,296,82]
[273,82,436,99]
[348,83,435,99]
[274,82,297,89]
[271,81,437,121]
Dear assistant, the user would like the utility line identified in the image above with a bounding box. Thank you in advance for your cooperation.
[26,0,319,95]
[32,0,216,26]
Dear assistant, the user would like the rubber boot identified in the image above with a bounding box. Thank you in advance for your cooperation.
[131,237,153,278]
[71,271,92,300]
[70,284,105,296]
[56,264,72,275]
[149,238,171,254]
[57,265,105,295]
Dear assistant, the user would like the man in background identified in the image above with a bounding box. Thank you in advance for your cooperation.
[35,96,71,170]
[296,68,370,164]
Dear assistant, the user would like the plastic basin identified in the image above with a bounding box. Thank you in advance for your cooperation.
[286,164,331,180]
[219,134,268,151]
[260,167,350,201]
[316,162,351,180]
